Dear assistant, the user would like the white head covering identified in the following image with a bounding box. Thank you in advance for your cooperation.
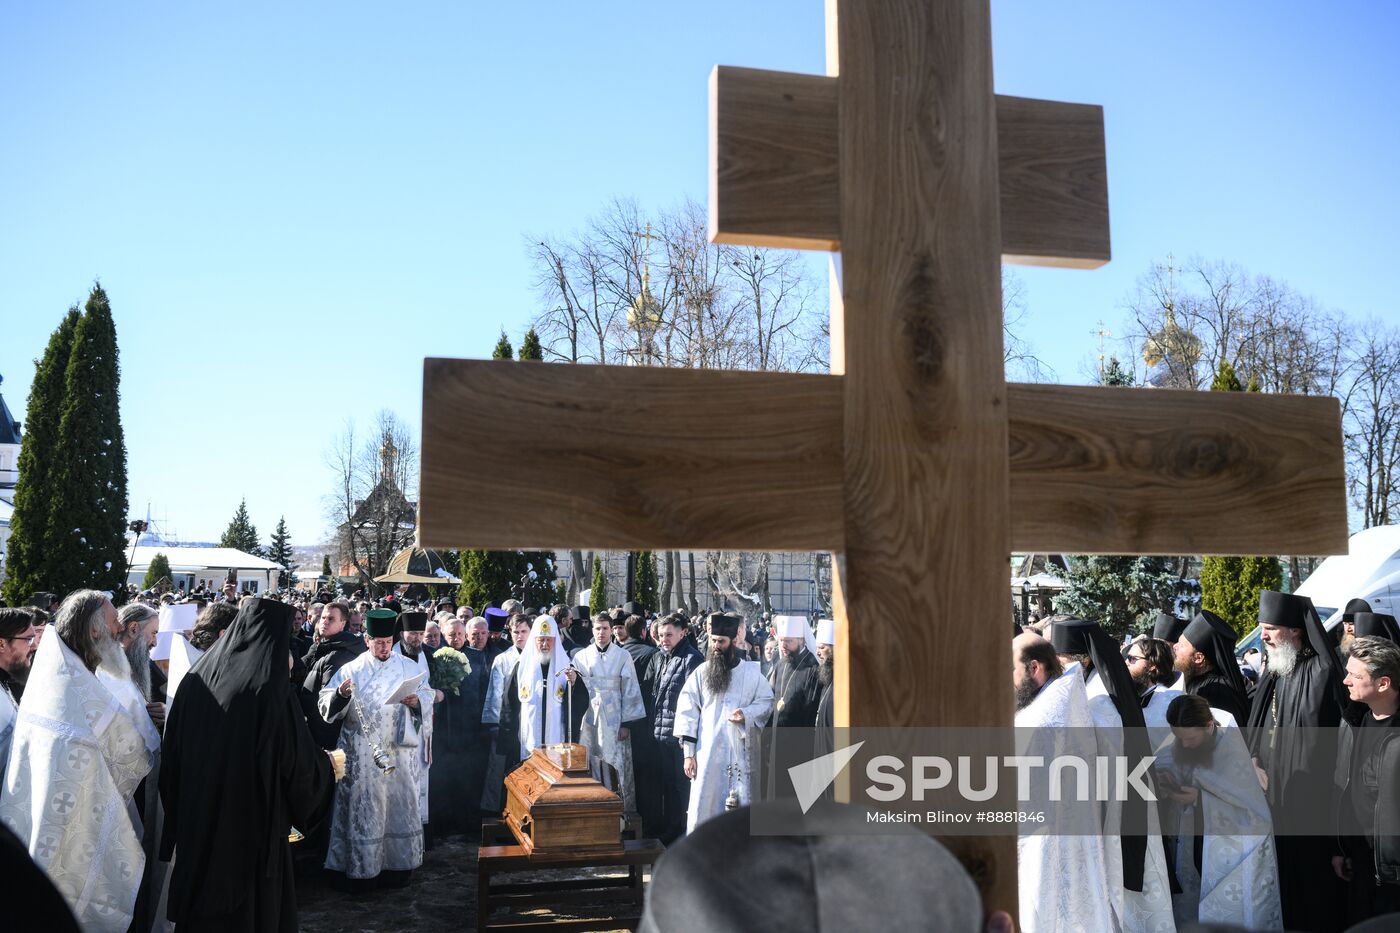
[514,614,575,755]
[816,618,836,647]
[152,604,198,661]
[774,614,818,657]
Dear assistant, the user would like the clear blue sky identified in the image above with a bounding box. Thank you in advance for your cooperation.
[3,2,1397,545]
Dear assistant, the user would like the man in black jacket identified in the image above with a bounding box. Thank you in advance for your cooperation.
[300,601,365,751]
[620,614,661,837]
[295,599,364,873]
[1334,636,1400,924]
[648,612,703,844]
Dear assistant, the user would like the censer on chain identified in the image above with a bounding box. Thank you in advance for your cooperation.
[351,681,396,774]
[724,720,749,810]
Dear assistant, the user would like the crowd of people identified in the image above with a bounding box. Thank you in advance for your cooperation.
[0,579,837,931]
[1012,594,1400,932]
[5,574,1399,932]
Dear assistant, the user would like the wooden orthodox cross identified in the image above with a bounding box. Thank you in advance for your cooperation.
[417,0,1347,917]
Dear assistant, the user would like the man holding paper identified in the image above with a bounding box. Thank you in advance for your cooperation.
[319,608,432,888]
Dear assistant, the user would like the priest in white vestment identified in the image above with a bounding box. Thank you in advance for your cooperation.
[393,611,436,827]
[674,612,773,835]
[573,611,647,814]
[1050,618,1175,933]
[319,609,433,884]
[0,590,155,933]
[483,617,527,727]
[1013,632,1116,933]
[1160,694,1281,930]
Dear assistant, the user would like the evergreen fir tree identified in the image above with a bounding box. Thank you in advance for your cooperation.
[492,331,514,360]
[589,555,608,615]
[1053,555,1183,638]
[44,286,130,595]
[518,328,544,361]
[632,551,658,612]
[1101,356,1136,387]
[142,553,172,590]
[266,516,295,589]
[219,499,262,556]
[321,554,338,596]
[458,550,557,611]
[1210,359,1243,393]
[1199,360,1283,636]
[2,307,80,604]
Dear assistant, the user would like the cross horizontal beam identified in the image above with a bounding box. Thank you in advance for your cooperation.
[418,359,1347,556]
[708,66,1111,267]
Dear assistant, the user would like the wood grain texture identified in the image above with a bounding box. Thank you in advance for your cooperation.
[709,66,1110,266]
[709,66,840,251]
[417,360,1349,556]
[1007,383,1349,555]
[832,0,1016,913]
[417,359,844,552]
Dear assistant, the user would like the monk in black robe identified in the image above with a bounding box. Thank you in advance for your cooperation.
[768,636,822,728]
[1246,590,1349,932]
[1152,611,1187,645]
[1354,611,1400,644]
[814,621,835,765]
[763,616,823,801]
[160,598,336,932]
[1173,609,1251,726]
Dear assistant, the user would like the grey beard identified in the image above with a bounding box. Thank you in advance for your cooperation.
[1015,679,1042,712]
[95,632,132,683]
[401,642,421,661]
[818,657,833,686]
[705,647,737,694]
[125,636,152,701]
[1266,640,1301,677]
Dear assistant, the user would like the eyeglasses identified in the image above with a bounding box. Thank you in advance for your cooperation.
[6,634,37,645]
[1125,653,1148,663]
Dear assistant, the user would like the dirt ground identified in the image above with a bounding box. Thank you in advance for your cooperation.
[298,835,648,933]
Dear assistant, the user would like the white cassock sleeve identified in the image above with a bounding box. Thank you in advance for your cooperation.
[318,665,353,724]
[740,667,775,729]
[620,652,646,723]
[413,671,434,718]
[674,667,703,754]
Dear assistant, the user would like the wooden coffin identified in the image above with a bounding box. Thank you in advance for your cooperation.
[503,743,624,857]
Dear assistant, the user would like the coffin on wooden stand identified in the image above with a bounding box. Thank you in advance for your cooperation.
[503,743,623,857]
